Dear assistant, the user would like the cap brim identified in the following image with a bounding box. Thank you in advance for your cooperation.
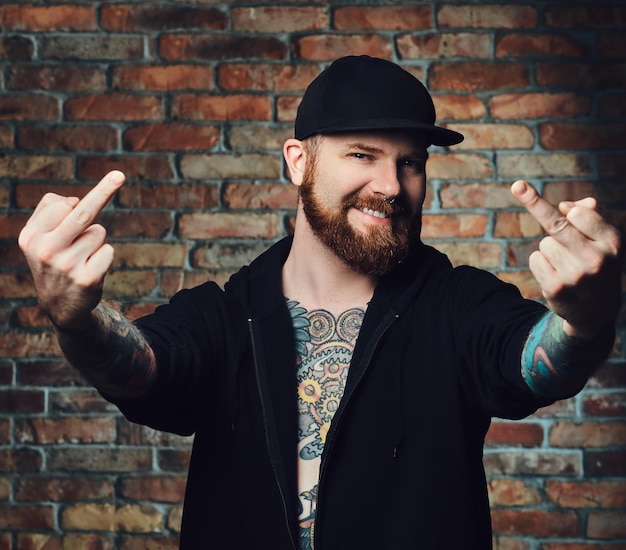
[307,119,464,146]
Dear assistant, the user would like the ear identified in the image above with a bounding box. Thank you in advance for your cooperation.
[283,138,307,187]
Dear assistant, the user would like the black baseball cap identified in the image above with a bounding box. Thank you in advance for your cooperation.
[295,55,464,147]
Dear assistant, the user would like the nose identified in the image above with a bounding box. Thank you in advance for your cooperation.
[371,158,401,199]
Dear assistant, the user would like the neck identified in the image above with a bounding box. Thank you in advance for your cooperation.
[283,221,377,314]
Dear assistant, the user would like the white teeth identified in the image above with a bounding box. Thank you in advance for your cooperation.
[361,207,389,219]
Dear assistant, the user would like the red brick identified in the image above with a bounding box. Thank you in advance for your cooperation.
[0,127,13,149]
[123,123,220,151]
[229,126,292,151]
[103,270,158,299]
[432,94,486,120]
[497,153,592,179]
[484,451,580,476]
[584,449,626,476]
[95,211,172,239]
[438,5,537,29]
[491,510,579,538]
[0,422,8,446]
[180,153,281,180]
[494,212,542,239]
[428,153,493,179]
[293,34,392,61]
[64,93,163,122]
[485,422,544,447]
[587,512,626,539]
[18,125,118,151]
[597,92,626,118]
[420,213,488,239]
[17,360,81,387]
[233,6,328,32]
[61,503,163,532]
[48,448,152,473]
[398,32,490,60]
[546,480,626,509]
[118,476,186,503]
[276,95,301,122]
[441,182,519,210]
[192,242,272,270]
[49,390,118,414]
[448,123,534,150]
[0,5,96,31]
[334,6,431,31]
[41,35,143,61]
[429,62,529,92]
[157,450,191,473]
[546,5,626,29]
[0,242,27,267]
[490,92,591,119]
[173,94,271,122]
[113,243,187,269]
[77,155,173,181]
[542,181,597,204]
[540,123,626,150]
[597,33,626,58]
[0,476,9,500]
[0,505,54,530]
[487,478,541,507]
[120,535,179,550]
[113,65,215,92]
[117,182,219,210]
[179,212,281,239]
[0,155,73,180]
[430,242,502,269]
[117,420,192,447]
[0,94,59,121]
[7,65,106,91]
[101,4,227,31]
[17,533,115,550]
[583,391,626,417]
[0,330,60,357]
[223,182,298,210]
[15,476,114,502]
[15,417,117,444]
[496,33,587,58]
[550,421,626,448]
[536,62,626,89]
[15,182,94,208]
[0,362,12,385]
[159,34,287,61]
[218,63,320,92]
[0,389,44,413]
[0,35,33,60]
[0,449,42,473]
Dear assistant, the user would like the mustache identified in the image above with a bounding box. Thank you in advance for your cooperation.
[345,193,407,216]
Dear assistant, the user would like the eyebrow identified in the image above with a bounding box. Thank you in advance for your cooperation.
[343,142,429,159]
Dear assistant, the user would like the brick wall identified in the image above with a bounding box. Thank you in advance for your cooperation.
[1,1,625,548]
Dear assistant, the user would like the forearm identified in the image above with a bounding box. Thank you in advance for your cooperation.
[521,310,615,398]
[54,302,157,399]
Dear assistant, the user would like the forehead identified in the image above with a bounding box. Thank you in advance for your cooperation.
[320,130,429,156]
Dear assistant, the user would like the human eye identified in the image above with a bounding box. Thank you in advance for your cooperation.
[402,158,426,173]
[349,152,372,161]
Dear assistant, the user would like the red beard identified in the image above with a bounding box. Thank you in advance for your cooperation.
[299,171,422,275]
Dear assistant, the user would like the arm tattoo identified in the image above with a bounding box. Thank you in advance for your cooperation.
[521,311,613,398]
[55,302,157,399]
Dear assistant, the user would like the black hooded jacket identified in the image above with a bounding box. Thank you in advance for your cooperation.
[114,237,553,549]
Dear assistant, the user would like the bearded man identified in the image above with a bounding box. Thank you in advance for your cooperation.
[19,56,621,549]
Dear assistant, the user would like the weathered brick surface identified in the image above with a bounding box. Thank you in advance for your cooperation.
[1,1,624,547]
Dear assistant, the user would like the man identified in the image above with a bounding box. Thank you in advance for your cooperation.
[19,56,622,549]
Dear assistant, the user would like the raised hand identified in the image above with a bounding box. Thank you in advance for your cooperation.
[18,171,126,331]
[511,180,623,340]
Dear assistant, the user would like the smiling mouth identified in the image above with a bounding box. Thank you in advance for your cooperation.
[360,207,391,219]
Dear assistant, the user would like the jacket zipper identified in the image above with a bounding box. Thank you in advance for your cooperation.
[248,318,298,550]
[313,312,400,550]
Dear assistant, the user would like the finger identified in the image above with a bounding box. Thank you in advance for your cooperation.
[511,180,573,239]
[85,243,115,281]
[56,171,125,241]
[24,194,79,229]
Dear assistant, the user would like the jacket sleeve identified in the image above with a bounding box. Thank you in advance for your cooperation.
[448,266,556,419]
[107,282,238,435]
